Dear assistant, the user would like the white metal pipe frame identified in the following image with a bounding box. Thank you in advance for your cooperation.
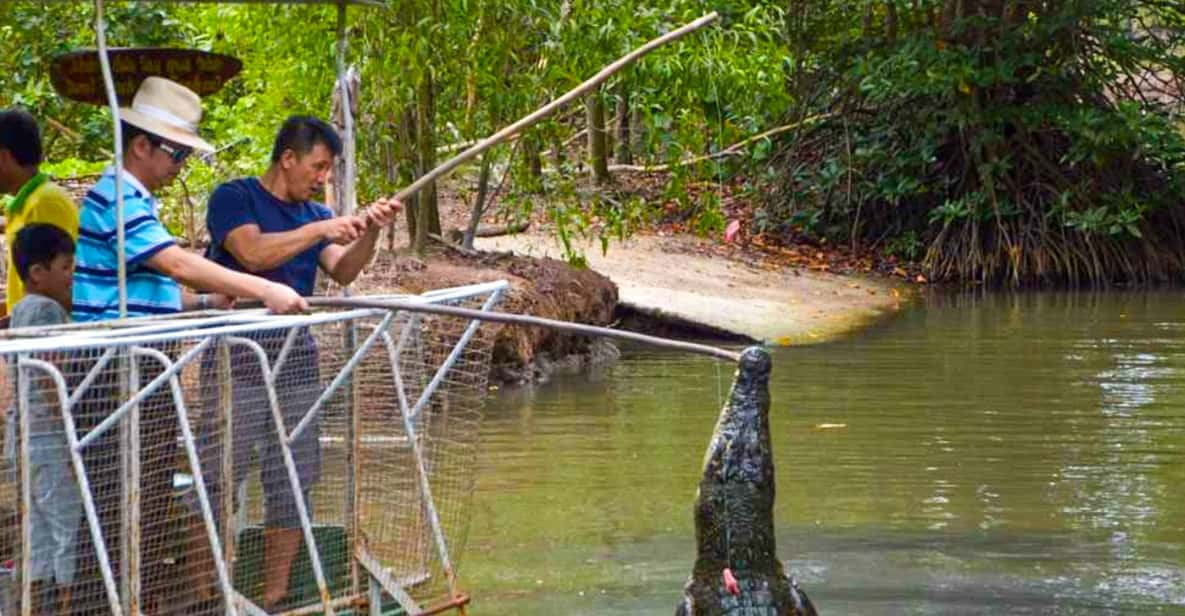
[0,281,508,616]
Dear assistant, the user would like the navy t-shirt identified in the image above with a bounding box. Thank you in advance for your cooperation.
[206,177,333,296]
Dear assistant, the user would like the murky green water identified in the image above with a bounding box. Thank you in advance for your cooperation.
[462,292,1185,614]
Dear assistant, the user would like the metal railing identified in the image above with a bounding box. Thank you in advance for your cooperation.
[0,281,507,616]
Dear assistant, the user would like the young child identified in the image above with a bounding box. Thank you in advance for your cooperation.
[3,223,78,615]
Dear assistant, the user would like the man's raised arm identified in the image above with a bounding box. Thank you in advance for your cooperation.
[319,197,401,286]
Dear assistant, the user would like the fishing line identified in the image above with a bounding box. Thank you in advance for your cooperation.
[715,358,723,410]
[709,14,727,231]
[703,11,737,589]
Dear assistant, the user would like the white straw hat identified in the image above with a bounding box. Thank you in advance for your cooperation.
[119,76,214,154]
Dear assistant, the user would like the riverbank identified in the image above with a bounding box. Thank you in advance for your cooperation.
[345,173,913,381]
[474,231,906,345]
[336,226,908,383]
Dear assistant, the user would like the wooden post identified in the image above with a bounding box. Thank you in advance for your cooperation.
[330,66,360,217]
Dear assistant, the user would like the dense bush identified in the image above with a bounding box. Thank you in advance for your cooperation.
[769,0,1185,284]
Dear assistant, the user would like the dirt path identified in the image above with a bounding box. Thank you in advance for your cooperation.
[475,232,908,345]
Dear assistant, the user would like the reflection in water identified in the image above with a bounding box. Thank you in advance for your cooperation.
[463,291,1185,614]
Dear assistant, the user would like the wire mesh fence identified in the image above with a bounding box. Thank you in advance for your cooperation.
[0,281,503,615]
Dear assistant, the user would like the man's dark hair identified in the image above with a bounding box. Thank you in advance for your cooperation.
[0,108,43,167]
[13,223,74,282]
[121,121,160,152]
[270,115,342,163]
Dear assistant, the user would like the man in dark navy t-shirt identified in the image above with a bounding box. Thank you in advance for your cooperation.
[206,117,399,294]
[200,115,400,608]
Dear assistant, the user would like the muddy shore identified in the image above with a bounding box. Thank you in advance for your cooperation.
[339,229,908,384]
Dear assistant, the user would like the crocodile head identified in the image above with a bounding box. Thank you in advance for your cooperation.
[699,346,774,487]
[676,346,818,616]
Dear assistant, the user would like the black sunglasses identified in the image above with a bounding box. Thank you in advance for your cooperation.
[151,138,192,164]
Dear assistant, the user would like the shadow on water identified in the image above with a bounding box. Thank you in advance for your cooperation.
[463,290,1185,614]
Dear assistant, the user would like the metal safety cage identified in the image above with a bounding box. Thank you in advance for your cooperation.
[0,280,507,616]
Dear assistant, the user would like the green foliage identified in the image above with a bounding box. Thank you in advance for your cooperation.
[883,230,923,261]
[0,3,191,159]
[690,191,726,237]
[41,157,106,179]
[770,0,1185,284]
[1,1,789,254]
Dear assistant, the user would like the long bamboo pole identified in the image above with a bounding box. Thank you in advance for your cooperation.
[377,11,720,212]
[300,296,742,362]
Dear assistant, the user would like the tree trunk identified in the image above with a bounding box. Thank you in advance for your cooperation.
[586,90,611,184]
[383,131,399,252]
[414,69,441,255]
[941,0,966,39]
[615,87,633,164]
[525,132,543,178]
[462,155,493,250]
[551,131,566,171]
[398,104,419,246]
[521,131,544,193]
[631,101,644,159]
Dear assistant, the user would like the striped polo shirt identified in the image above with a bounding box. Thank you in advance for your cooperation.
[72,167,181,321]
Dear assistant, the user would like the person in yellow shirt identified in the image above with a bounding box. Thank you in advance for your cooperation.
[0,108,80,314]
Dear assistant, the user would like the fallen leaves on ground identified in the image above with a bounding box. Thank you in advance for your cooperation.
[423,167,929,284]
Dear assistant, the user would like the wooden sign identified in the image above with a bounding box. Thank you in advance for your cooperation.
[50,48,242,106]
